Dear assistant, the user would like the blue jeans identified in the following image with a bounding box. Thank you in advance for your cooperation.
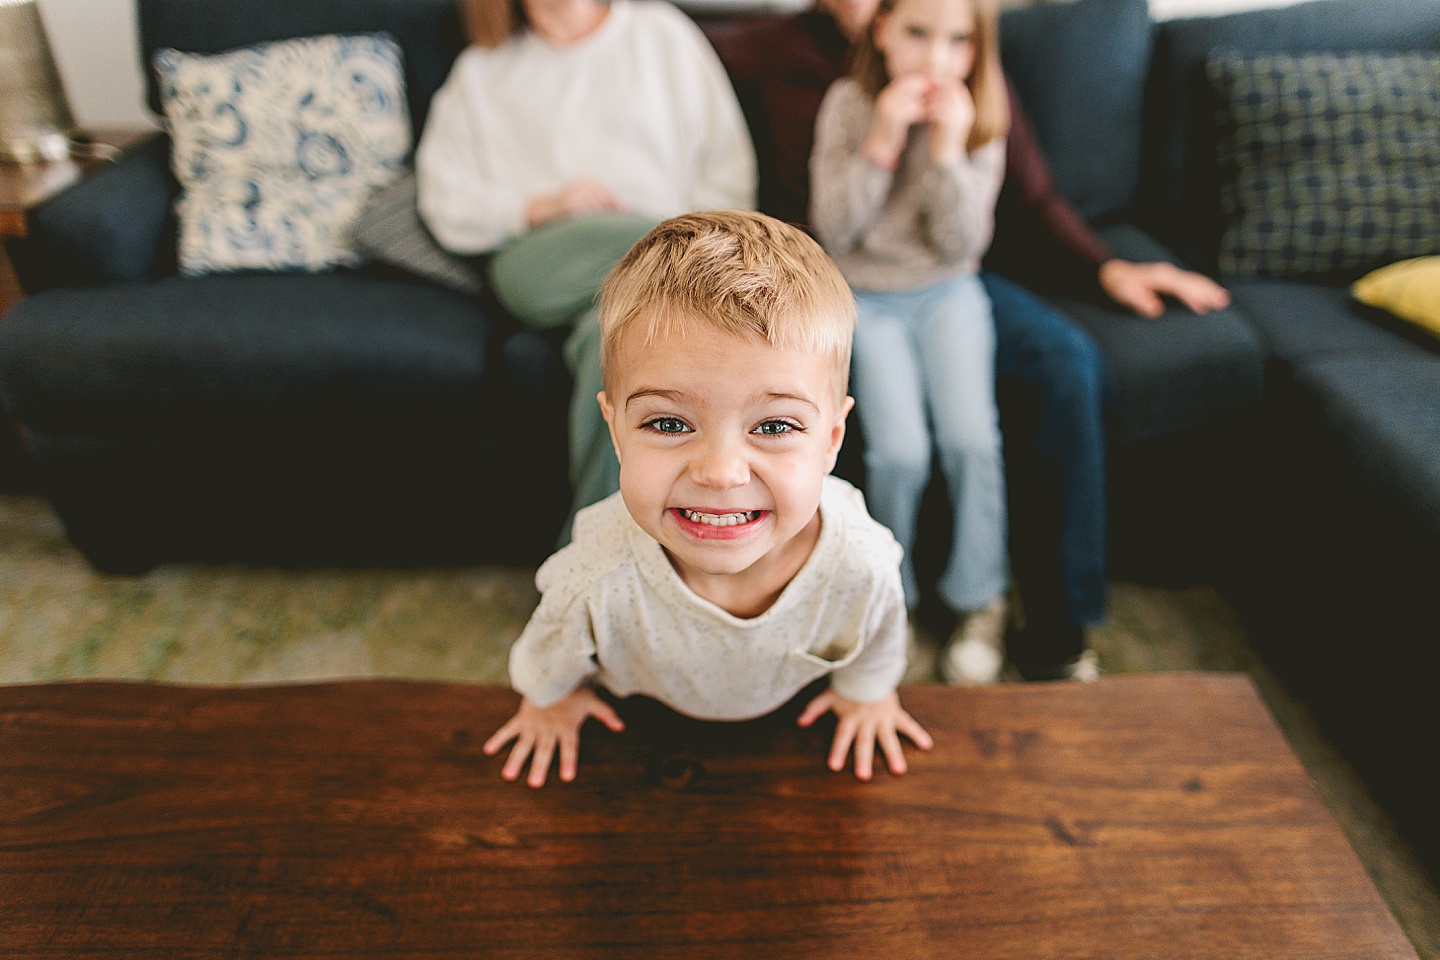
[985,272,1107,635]
[851,274,1009,613]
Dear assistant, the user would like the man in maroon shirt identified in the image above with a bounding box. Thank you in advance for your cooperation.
[707,0,1230,681]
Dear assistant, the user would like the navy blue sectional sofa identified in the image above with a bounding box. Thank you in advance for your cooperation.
[1,0,1437,869]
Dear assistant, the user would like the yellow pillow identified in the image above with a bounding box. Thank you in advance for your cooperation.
[1352,256,1440,340]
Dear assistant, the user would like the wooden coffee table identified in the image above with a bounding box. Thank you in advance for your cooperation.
[0,673,1417,959]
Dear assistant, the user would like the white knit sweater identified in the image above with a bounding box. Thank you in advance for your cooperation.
[509,477,908,721]
[415,0,757,254]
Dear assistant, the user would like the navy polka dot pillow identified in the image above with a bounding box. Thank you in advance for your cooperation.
[1207,51,1440,279]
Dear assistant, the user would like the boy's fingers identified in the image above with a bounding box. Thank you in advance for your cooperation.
[880,725,908,775]
[828,718,856,772]
[852,725,876,781]
[558,734,579,783]
[797,691,834,728]
[501,734,534,782]
[897,711,934,750]
[527,738,556,788]
[590,700,625,732]
[483,720,517,756]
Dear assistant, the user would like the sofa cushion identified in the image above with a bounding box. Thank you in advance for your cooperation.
[1207,51,1440,279]
[1291,353,1440,535]
[1352,256,1440,343]
[7,135,174,292]
[1142,0,1440,269]
[999,0,1151,223]
[138,0,465,139]
[1035,223,1267,444]
[155,34,412,275]
[0,274,488,435]
[1228,278,1427,364]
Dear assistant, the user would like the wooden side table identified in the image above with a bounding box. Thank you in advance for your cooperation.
[0,127,157,314]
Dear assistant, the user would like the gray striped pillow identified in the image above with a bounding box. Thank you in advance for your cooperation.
[353,171,483,294]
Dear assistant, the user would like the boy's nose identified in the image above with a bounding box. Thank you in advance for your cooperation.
[690,436,750,490]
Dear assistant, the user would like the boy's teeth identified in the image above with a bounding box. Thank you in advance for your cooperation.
[682,509,758,526]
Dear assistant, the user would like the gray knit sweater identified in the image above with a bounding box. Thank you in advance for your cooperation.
[809,77,1006,292]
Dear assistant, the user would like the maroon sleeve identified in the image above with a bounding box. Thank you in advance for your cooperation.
[1002,79,1113,268]
[701,18,774,86]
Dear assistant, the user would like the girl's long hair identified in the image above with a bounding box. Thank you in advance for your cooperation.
[462,0,526,48]
[849,0,1009,151]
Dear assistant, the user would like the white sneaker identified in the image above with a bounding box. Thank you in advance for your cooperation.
[940,596,1008,686]
[1063,649,1101,683]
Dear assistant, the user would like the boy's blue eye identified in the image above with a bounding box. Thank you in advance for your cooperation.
[754,420,798,436]
[644,417,690,434]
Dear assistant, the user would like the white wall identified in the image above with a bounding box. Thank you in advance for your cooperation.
[1147,0,1307,18]
[34,0,1308,131]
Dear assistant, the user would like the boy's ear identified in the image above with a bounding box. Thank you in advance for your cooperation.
[598,391,623,464]
[825,395,854,468]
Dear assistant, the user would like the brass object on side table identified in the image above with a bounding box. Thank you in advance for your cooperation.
[0,0,75,163]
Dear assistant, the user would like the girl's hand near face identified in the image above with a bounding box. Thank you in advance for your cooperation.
[926,80,975,166]
[483,688,626,787]
[798,688,934,780]
[862,74,932,170]
[526,178,626,228]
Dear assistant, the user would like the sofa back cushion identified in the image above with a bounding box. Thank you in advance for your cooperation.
[1208,51,1440,280]
[1143,0,1440,271]
[999,0,1153,223]
[138,0,465,140]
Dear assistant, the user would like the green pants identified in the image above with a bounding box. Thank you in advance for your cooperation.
[488,213,662,543]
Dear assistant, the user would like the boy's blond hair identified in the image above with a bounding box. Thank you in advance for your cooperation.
[599,211,856,399]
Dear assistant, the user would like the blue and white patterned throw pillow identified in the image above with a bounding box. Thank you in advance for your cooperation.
[155,34,412,275]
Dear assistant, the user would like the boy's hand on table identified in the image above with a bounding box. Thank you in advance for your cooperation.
[797,689,933,780]
[483,689,625,787]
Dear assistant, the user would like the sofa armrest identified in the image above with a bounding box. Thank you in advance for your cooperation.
[6,134,176,293]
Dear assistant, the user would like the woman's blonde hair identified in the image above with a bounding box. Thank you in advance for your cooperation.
[850,0,1009,151]
[461,0,525,48]
[600,211,856,399]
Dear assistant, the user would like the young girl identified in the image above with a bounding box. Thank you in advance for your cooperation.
[809,0,1011,684]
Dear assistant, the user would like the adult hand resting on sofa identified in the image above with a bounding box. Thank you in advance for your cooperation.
[415,0,757,537]
[1098,259,1231,319]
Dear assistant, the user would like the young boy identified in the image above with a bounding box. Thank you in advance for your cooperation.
[483,211,932,787]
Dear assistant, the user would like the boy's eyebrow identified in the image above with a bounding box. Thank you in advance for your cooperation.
[625,387,687,408]
[760,391,822,414]
[625,387,821,414]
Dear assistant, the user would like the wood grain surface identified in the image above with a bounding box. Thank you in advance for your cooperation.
[0,673,1417,959]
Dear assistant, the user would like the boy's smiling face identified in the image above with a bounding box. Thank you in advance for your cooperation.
[599,319,852,613]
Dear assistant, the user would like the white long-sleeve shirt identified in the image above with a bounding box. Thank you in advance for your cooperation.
[508,477,909,721]
[415,0,757,254]
[810,77,1005,292]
